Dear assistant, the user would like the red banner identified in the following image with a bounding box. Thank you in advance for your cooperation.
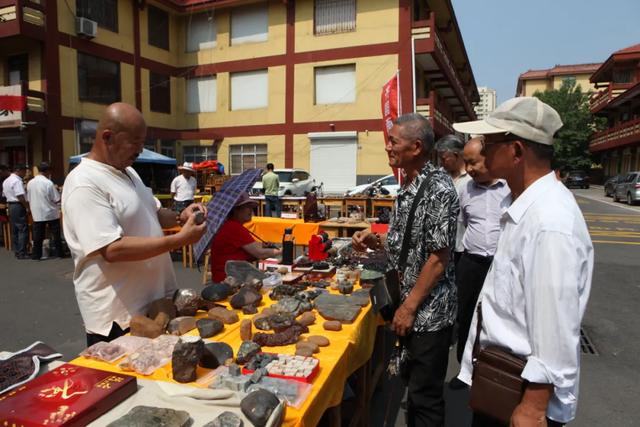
[381,73,402,184]
[0,95,26,111]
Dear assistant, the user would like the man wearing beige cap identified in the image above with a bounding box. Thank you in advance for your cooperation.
[171,162,197,213]
[453,97,593,427]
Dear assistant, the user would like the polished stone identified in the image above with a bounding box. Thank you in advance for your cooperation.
[106,406,190,427]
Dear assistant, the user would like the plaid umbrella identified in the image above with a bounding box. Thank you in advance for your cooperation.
[193,168,263,263]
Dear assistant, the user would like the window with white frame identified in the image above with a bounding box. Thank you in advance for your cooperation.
[231,69,268,110]
[314,0,356,35]
[183,145,217,163]
[229,144,267,175]
[314,64,356,104]
[187,76,217,113]
[230,3,268,45]
[160,140,176,158]
[186,11,217,52]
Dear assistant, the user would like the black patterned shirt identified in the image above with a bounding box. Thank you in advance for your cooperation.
[386,162,459,333]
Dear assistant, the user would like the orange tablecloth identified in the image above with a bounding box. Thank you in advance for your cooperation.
[71,287,377,427]
[244,217,321,246]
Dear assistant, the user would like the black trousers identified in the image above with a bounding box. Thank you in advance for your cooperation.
[31,219,63,259]
[472,412,564,427]
[8,203,28,257]
[455,252,493,363]
[264,195,281,218]
[404,326,453,427]
[86,322,130,347]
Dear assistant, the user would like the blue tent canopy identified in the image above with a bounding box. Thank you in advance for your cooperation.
[69,149,177,165]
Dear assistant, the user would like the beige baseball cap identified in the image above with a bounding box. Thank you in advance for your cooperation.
[453,96,563,145]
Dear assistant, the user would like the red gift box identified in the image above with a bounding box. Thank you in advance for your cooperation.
[0,363,137,427]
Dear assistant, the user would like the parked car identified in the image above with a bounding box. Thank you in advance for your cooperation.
[345,174,400,196]
[564,171,590,189]
[251,168,316,197]
[604,174,625,197]
[613,171,640,205]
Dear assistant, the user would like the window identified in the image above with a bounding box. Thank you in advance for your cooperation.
[148,5,169,50]
[150,72,171,113]
[314,64,355,104]
[77,0,118,32]
[76,120,97,154]
[315,0,356,35]
[183,145,217,163]
[187,76,217,113]
[186,12,217,52]
[231,69,268,110]
[7,54,28,85]
[231,3,268,45]
[77,52,120,104]
[160,140,176,158]
[229,144,267,175]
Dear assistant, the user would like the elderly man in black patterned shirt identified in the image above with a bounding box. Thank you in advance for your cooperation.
[353,113,459,427]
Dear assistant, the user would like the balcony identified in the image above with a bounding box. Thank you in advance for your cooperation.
[590,82,634,114]
[0,0,45,40]
[416,90,455,136]
[0,81,46,128]
[590,117,640,152]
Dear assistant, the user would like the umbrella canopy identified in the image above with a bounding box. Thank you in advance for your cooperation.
[68,149,177,165]
[193,168,263,263]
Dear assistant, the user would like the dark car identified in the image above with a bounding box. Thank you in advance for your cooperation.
[604,174,625,197]
[564,171,590,189]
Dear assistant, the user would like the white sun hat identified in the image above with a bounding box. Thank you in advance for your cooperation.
[178,162,195,172]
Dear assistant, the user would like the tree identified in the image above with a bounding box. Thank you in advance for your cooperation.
[533,80,606,173]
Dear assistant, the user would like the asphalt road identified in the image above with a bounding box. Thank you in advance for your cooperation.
[1,187,638,426]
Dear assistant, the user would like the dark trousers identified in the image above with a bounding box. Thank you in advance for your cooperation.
[31,219,63,259]
[472,412,564,427]
[8,203,28,257]
[174,199,194,214]
[264,195,281,218]
[86,322,130,347]
[404,326,453,427]
[456,252,493,362]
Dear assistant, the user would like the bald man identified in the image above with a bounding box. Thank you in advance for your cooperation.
[62,103,207,345]
[450,138,511,387]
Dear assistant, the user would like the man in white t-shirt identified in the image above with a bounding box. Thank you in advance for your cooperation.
[26,162,63,260]
[2,164,29,259]
[170,162,197,213]
[62,102,207,346]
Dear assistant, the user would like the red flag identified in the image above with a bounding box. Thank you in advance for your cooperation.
[381,72,403,184]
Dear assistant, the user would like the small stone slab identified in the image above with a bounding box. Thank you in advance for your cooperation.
[203,411,244,427]
[106,406,190,427]
[315,293,362,323]
[225,261,266,284]
[307,335,330,347]
[240,389,280,427]
[197,318,223,338]
[295,347,314,357]
[323,320,342,331]
[350,289,371,307]
[296,341,319,354]
[208,307,239,324]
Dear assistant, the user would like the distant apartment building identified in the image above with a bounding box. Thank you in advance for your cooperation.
[474,86,496,119]
[516,63,601,97]
[589,44,640,177]
[0,0,478,192]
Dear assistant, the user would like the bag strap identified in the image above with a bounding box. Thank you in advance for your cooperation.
[397,172,431,270]
[472,302,483,359]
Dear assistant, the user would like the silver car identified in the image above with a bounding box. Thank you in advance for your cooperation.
[613,171,640,205]
[251,168,316,197]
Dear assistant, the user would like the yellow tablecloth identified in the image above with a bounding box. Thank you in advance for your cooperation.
[244,217,321,246]
[71,287,377,427]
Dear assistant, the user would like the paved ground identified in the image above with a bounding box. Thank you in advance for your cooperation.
[1,187,639,426]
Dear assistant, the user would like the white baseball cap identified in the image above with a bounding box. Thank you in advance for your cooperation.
[453,97,563,145]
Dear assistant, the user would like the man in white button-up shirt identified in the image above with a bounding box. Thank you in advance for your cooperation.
[453,97,593,426]
[27,162,63,259]
[2,164,29,259]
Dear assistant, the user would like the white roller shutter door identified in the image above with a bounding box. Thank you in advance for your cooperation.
[309,132,357,194]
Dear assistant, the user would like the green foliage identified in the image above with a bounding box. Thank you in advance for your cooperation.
[533,80,606,172]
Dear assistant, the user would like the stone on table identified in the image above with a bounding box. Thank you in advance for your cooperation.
[200,342,234,369]
[147,298,177,321]
[208,307,239,324]
[323,320,342,331]
[106,406,190,427]
[307,335,330,347]
[173,288,201,316]
[172,336,204,383]
[350,288,371,307]
[203,411,244,427]
[337,280,354,295]
[297,311,316,327]
[240,389,281,427]
[236,341,261,365]
[295,347,314,357]
[271,296,312,318]
[266,313,296,332]
[240,319,253,341]
[230,286,263,310]
[295,341,319,354]
[228,363,242,377]
[242,305,258,315]
[129,315,165,339]
[252,324,308,347]
[314,293,362,323]
[197,318,224,338]
[225,261,266,284]
[201,283,233,302]
[167,316,197,336]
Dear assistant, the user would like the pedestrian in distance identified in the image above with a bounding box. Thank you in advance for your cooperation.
[352,113,459,427]
[26,162,64,260]
[262,163,281,218]
[454,97,593,427]
[2,164,29,259]
[171,162,197,214]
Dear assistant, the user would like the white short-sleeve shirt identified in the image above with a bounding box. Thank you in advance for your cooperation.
[62,158,177,336]
[170,175,196,201]
[27,175,61,222]
[2,173,25,202]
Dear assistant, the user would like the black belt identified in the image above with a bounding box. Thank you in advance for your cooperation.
[463,251,494,264]
[7,202,22,205]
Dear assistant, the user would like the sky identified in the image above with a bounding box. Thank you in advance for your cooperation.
[452,0,640,103]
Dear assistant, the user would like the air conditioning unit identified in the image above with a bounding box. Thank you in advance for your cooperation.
[76,17,97,38]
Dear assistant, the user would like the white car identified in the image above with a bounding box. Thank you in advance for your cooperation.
[251,168,316,197]
[345,174,400,196]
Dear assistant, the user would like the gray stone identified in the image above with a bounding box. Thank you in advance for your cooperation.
[230,286,263,309]
[241,389,280,427]
[351,288,371,306]
[225,261,266,284]
[272,296,312,317]
[173,288,201,316]
[337,280,354,294]
[242,304,258,315]
[200,342,234,369]
[197,318,223,338]
[315,293,363,323]
[203,411,244,427]
[236,340,261,365]
[167,316,197,335]
[172,336,204,383]
[229,363,242,377]
[106,406,190,427]
[250,367,266,383]
[201,283,233,302]
[360,269,384,282]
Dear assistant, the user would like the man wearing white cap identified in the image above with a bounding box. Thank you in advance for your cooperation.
[453,97,593,426]
[171,162,197,213]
